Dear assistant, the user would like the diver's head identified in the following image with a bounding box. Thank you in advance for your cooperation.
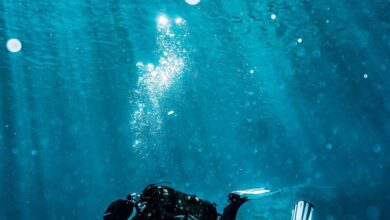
[103,199,134,220]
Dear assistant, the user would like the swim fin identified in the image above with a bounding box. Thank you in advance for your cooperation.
[230,188,282,200]
[291,200,314,220]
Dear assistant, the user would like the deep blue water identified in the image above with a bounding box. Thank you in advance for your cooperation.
[0,0,389,219]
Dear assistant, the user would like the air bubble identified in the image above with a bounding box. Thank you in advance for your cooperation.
[366,206,380,220]
[136,62,144,68]
[175,17,185,24]
[157,15,169,27]
[372,144,381,153]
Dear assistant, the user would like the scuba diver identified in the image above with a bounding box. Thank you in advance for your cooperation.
[103,184,314,220]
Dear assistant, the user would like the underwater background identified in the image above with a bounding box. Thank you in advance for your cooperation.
[0,0,389,219]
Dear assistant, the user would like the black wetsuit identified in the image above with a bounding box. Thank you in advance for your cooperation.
[104,184,247,220]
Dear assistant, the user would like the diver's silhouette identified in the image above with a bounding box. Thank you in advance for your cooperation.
[103,184,313,220]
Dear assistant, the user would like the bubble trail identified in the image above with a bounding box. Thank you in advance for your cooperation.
[130,15,188,154]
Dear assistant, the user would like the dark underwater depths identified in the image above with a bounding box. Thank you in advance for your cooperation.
[0,0,389,219]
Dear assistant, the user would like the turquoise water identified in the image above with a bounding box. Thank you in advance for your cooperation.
[0,0,389,219]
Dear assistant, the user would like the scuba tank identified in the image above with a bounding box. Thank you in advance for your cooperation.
[291,200,314,220]
[130,184,218,220]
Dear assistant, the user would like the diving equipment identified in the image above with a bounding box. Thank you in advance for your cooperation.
[230,188,282,200]
[291,200,314,220]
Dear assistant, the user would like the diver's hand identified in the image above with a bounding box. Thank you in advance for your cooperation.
[103,199,134,220]
[228,193,248,205]
[220,193,248,220]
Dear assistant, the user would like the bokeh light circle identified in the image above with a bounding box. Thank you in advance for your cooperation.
[185,0,201,6]
[6,38,22,53]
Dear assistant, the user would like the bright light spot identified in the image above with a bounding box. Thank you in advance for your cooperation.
[326,19,330,24]
[185,0,201,5]
[6,38,22,53]
[249,69,254,74]
[297,38,303,43]
[271,14,277,20]
[167,110,175,115]
[158,15,169,27]
[372,144,381,153]
[363,73,368,78]
[326,143,333,150]
[31,149,38,156]
[175,17,185,24]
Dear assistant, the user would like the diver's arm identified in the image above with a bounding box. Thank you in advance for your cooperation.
[219,193,248,220]
[103,199,134,220]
